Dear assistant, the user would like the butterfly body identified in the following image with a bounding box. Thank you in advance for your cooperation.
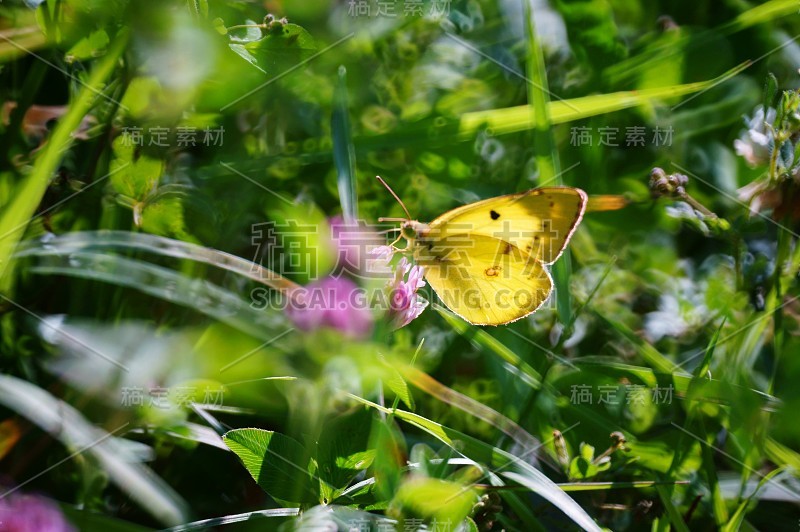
[401,187,587,326]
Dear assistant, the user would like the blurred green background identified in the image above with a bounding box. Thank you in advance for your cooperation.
[1,0,800,530]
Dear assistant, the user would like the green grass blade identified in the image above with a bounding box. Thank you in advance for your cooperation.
[694,318,727,379]
[332,65,358,223]
[24,250,292,341]
[764,438,800,472]
[557,480,690,492]
[522,0,573,325]
[655,484,691,532]
[593,313,684,374]
[722,467,787,532]
[347,393,603,532]
[521,0,559,188]
[0,374,188,526]
[700,422,730,527]
[435,305,542,389]
[0,30,128,290]
[726,0,800,31]
[164,508,300,531]
[458,63,750,139]
[14,230,302,294]
[399,364,541,454]
[569,357,780,412]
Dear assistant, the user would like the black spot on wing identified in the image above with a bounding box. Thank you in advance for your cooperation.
[490,210,500,220]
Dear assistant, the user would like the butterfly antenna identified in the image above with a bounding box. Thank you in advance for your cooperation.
[376,176,411,219]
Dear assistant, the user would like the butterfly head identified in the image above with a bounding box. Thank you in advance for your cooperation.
[400,220,429,242]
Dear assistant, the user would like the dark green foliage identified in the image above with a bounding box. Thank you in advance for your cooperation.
[1,0,800,530]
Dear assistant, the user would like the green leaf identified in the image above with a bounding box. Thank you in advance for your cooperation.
[229,23,316,75]
[110,136,163,201]
[212,17,227,35]
[349,394,603,532]
[763,72,779,110]
[568,443,608,480]
[463,517,480,532]
[316,408,373,503]
[369,418,406,502]
[119,77,165,119]
[385,364,415,411]
[222,428,318,504]
[65,29,110,63]
[391,477,477,526]
[592,314,684,374]
[569,456,589,480]
[14,231,296,341]
[140,197,192,241]
[579,442,595,462]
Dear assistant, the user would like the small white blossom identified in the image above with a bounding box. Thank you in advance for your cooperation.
[734,106,776,167]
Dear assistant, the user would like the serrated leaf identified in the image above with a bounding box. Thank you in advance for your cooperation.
[110,157,162,201]
[110,135,163,201]
[222,428,317,504]
[140,197,191,240]
[316,409,373,503]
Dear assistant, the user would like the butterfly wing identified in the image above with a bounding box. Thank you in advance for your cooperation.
[428,187,587,264]
[415,233,552,326]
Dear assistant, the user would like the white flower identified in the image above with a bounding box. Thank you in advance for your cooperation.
[734,106,776,167]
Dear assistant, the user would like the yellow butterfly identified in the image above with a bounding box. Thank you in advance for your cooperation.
[378,177,587,326]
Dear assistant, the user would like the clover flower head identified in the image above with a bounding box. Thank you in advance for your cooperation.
[368,245,396,261]
[387,257,428,329]
[0,492,75,532]
[287,276,373,339]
